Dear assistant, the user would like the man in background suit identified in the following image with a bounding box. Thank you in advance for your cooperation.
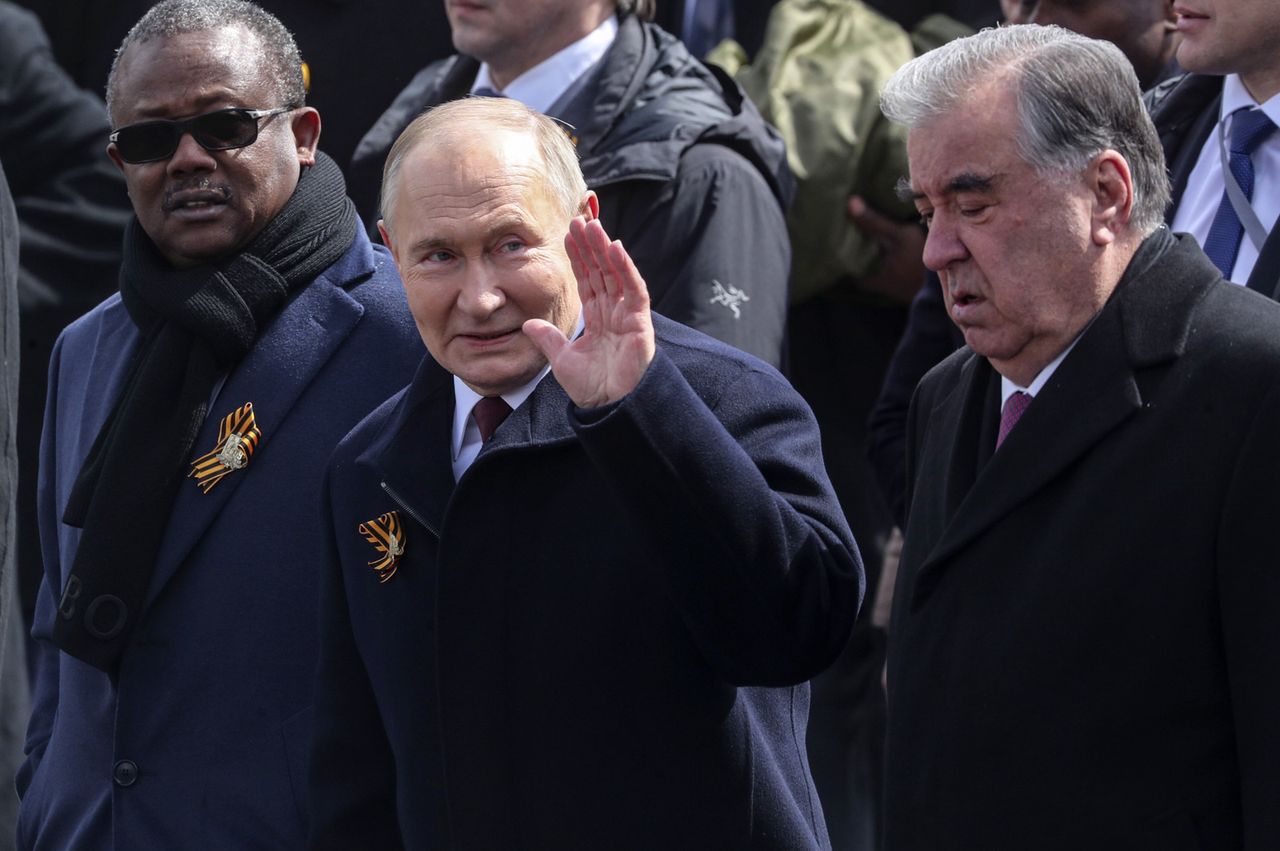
[883,25,1280,849]
[18,2,421,847]
[309,97,863,849]
[348,0,793,369]
[1157,0,1278,294]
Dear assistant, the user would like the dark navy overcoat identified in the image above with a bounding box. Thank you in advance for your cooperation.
[310,316,865,850]
[18,231,423,850]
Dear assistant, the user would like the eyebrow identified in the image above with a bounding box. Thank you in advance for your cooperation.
[129,91,238,121]
[899,171,1000,203]
[408,236,451,257]
[407,214,535,257]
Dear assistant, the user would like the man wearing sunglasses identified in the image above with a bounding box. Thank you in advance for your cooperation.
[15,1,422,848]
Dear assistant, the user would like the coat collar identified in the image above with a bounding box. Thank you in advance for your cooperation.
[145,233,378,604]
[911,234,1217,601]
[371,354,579,539]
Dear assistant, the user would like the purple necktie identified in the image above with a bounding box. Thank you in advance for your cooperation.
[997,391,1032,448]
[473,396,512,443]
[1202,107,1277,278]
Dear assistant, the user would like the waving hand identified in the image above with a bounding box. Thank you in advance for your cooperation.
[524,217,656,408]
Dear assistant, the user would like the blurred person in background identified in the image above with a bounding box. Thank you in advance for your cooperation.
[348,0,793,369]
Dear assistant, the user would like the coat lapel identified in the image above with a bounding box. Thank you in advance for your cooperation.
[1166,86,1220,214]
[476,371,577,458]
[145,265,367,605]
[911,236,1209,603]
[375,358,456,539]
[916,318,1141,588]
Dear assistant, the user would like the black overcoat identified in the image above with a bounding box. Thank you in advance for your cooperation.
[885,236,1280,849]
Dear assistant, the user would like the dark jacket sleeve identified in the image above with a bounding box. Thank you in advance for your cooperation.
[867,271,963,526]
[0,161,17,670]
[0,2,129,314]
[571,348,863,687]
[601,143,791,369]
[308,463,404,851]
[17,328,67,801]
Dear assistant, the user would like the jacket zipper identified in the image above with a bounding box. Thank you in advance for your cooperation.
[379,479,440,539]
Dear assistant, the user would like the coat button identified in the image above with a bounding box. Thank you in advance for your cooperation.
[113,759,139,787]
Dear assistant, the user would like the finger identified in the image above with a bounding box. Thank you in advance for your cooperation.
[565,220,593,305]
[522,318,570,363]
[572,217,610,303]
[847,195,899,242]
[583,219,621,300]
[606,239,650,311]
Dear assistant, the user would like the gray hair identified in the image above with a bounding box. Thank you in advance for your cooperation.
[881,24,1170,233]
[107,0,305,123]
[380,98,588,237]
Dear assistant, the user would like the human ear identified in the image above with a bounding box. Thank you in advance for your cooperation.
[1089,150,1133,246]
[579,190,599,221]
[377,220,398,263]
[291,107,321,167]
[107,143,127,175]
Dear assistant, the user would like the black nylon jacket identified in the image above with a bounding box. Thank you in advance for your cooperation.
[348,14,794,368]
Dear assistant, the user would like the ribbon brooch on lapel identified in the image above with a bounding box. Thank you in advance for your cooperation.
[359,512,405,583]
[189,403,262,494]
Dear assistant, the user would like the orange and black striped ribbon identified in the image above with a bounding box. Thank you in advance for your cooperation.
[188,403,262,494]
[359,511,405,583]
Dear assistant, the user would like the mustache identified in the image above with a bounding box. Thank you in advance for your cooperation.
[162,178,232,212]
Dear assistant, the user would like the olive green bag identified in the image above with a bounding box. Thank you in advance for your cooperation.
[710,2,966,303]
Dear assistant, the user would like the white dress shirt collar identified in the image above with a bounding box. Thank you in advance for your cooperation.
[999,334,1082,409]
[450,313,584,479]
[471,15,618,114]
[1221,73,1280,127]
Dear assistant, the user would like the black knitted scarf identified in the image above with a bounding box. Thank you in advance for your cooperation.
[56,151,358,673]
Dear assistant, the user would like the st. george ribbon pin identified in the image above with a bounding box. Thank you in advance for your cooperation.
[189,402,262,493]
[359,511,405,583]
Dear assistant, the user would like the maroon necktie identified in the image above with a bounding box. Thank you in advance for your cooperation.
[996,391,1032,448]
[473,396,512,443]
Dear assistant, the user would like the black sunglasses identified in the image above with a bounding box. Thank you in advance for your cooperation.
[109,105,296,164]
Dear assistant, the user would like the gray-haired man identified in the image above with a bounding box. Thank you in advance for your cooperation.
[883,24,1280,850]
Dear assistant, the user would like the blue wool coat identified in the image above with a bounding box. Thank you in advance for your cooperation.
[309,316,864,850]
[17,231,423,850]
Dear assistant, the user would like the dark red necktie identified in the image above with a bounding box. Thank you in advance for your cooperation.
[997,391,1032,448]
[473,396,512,443]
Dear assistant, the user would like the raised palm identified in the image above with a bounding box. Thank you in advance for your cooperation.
[524,217,656,408]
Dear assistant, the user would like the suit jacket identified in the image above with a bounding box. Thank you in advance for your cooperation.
[309,316,864,850]
[1149,72,1280,299]
[884,235,1280,849]
[17,230,423,850]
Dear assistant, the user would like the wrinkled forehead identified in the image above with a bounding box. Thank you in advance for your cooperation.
[405,132,557,216]
[114,25,270,120]
[906,102,1024,194]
